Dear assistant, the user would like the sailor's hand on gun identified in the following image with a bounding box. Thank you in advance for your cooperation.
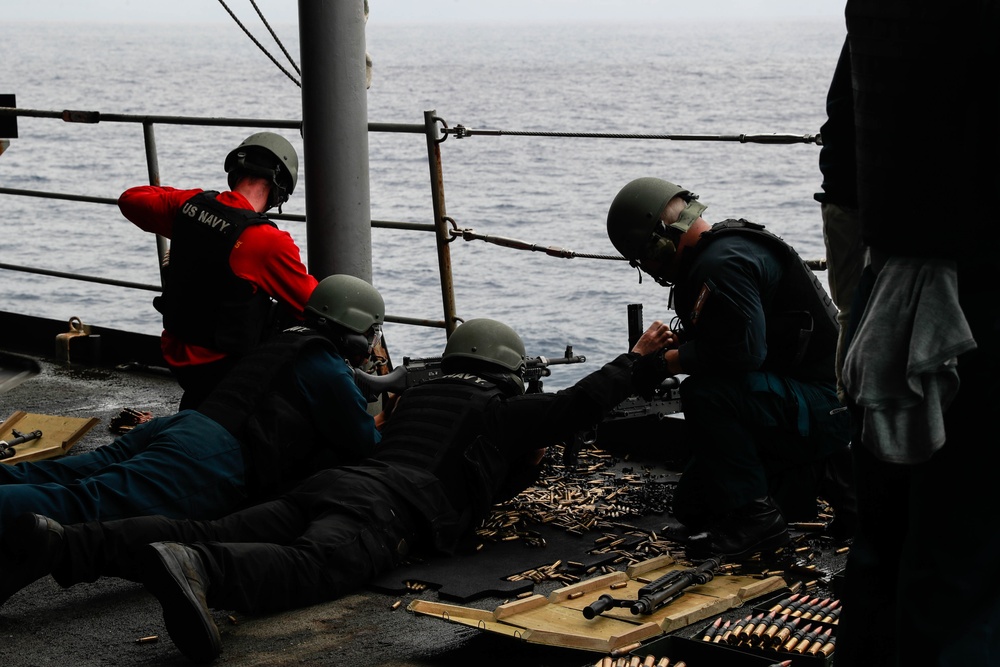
[374,392,400,431]
[630,320,676,356]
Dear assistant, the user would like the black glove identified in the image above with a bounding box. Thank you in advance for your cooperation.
[631,348,671,400]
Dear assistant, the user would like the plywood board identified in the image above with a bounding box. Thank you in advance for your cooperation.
[408,556,787,653]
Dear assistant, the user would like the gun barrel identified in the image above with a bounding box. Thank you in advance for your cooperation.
[527,354,586,367]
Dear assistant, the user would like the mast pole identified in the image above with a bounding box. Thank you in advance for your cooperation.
[298,0,372,281]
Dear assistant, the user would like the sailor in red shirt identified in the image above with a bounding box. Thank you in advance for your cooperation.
[119,132,317,410]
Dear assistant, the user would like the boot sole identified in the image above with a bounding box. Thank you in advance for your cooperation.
[142,543,222,664]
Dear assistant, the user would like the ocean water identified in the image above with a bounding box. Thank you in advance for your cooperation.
[1,18,846,389]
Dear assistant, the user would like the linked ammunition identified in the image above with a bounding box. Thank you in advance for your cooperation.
[726,613,756,644]
[800,596,839,620]
[700,616,723,642]
[739,613,767,644]
[806,628,834,656]
[714,620,731,643]
[760,613,790,646]
[782,622,813,652]
[749,611,777,644]
[817,634,837,657]
[788,596,818,617]
[818,601,841,623]
[718,619,734,645]
[799,597,832,620]
[768,593,802,613]
[793,624,826,654]
[770,615,800,648]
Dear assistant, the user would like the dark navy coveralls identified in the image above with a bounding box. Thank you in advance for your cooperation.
[667,221,850,527]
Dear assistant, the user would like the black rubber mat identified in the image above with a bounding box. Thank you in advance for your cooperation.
[370,506,679,602]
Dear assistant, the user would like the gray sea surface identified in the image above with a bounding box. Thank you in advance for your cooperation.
[1,18,846,389]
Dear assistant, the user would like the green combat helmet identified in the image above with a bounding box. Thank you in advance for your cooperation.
[306,274,384,333]
[306,274,385,359]
[443,318,527,392]
[224,131,299,212]
[606,177,707,282]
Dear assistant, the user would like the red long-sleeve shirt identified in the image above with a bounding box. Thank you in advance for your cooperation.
[118,186,318,367]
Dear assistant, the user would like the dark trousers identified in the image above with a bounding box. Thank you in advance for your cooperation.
[671,371,850,527]
[835,274,1000,666]
[56,468,417,614]
[0,412,246,531]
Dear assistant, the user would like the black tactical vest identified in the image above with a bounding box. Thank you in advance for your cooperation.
[197,327,338,495]
[374,374,509,536]
[682,219,839,380]
[154,191,277,354]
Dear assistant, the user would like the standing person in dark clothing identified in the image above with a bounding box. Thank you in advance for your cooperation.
[0,275,385,532]
[834,2,1000,665]
[606,178,852,560]
[0,318,673,664]
[119,132,317,410]
[815,37,867,404]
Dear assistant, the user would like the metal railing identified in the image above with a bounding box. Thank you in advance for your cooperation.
[0,105,460,335]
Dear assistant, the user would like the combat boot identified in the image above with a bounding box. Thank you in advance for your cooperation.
[141,542,222,664]
[685,497,790,561]
[0,512,65,607]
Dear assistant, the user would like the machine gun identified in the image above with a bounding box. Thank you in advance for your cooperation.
[566,303,689,467]
[353,345,587,401]
[0,428,42,460]
[582,557,723,619]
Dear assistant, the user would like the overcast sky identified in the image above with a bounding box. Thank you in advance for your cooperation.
[5,0,845,24]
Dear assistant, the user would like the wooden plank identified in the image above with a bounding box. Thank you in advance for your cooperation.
[547,571,629,604]
[495,594,549,619]
[625,553,676,579]
[0,411,99,464]
[407,599,525,636]
[520,620,662,652]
